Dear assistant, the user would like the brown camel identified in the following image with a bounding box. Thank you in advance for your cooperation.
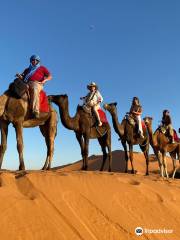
[103,102,150,175]
[0,90,57,170]
[49,94,112,171]
[143,117,180,178]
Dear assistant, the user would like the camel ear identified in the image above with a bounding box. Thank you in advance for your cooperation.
[114,102,117,106]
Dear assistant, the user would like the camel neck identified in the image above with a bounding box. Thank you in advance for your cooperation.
[146,124,156,147]
[111,111,121,135]
[58,102,79,131]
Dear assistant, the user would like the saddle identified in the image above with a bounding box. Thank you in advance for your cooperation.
[158,125,167,135]
[9,78,29,99]
[158,125,174,143]
[81,104,108,127]
[8,78,50,115]
[125,113,136,126]
[125,113,146,138]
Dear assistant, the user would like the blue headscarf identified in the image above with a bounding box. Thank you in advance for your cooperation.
[24,62,40,82]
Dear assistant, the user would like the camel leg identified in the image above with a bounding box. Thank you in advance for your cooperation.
[140,144,149,176]
[143,150,149,176]
[41,136,54,170]
[83,135,89,170]
[40,123,56,170]
[75,133,85,170]
[157,151,164,177]
[0,121,9,169]
[170,152,177,179]
[107,143,112,172]
[14,123,25,171]
[129,144,135,174]
[121,141,128,173]
[172,157,177,179]
[40,128,49,170]
[100,146,107,171]
[46,139,54,170]
[162,152,168,178]
[98,137,107,171]
[107,131,112,172]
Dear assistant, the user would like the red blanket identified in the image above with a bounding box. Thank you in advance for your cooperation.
[39,90,49,113]
[174,130,179,142]
[141,120,146,130]
[98,109,108,123]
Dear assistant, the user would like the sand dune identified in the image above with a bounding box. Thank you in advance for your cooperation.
[0,150,180,240]
[59,150,178,176]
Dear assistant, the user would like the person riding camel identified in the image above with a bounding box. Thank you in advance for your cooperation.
[16,55,52,118]
[161,109,175,143]
[81,82,103,127]
[129,96,144,138]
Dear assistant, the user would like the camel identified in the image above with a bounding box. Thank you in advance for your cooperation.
[143,117,180,178]
[103,102,150,175]
[0,89,57,170]
[49,94,112,171]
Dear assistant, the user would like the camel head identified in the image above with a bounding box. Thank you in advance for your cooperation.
[48,94,68,107]
[103,102,117,115]
[143,116,153,127]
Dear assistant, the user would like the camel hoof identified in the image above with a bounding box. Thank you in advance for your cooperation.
[19,165,25,171]
[146,172,149,176]
[47,166,51,171]
[131,170,135,174]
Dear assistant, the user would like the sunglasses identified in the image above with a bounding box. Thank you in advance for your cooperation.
[31,59,38,62]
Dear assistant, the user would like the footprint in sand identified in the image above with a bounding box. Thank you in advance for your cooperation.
[128,180,141,186]
[15,175,38,200]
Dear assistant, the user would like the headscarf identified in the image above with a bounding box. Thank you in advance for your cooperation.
[24,62,40,82]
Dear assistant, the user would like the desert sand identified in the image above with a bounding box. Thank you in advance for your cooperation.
[0,150,180,240]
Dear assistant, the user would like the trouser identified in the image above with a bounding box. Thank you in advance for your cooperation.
[167,124,174,139]
[28,81,43,113]
[92,105,102,124]
[136,115,143,135]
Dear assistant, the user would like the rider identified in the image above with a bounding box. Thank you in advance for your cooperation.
[161,109,174,143]
[129,96,144,138]
[81,82,103,126]
[16,55,52,118]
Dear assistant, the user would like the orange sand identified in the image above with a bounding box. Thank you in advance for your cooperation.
[0,150,179,240]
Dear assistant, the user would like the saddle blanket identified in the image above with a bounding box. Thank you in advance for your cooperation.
[141,120,146,130]
[39,91,49,113]
[174,130,179,142]
[98,109,108,123]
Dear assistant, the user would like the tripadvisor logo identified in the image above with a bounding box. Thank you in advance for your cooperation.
[135,227,143,236]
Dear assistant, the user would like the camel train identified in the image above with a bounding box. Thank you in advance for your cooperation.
[103,103,180,179]
[0,82,179,178]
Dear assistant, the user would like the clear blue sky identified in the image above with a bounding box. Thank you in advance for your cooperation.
[1,0,180,169]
